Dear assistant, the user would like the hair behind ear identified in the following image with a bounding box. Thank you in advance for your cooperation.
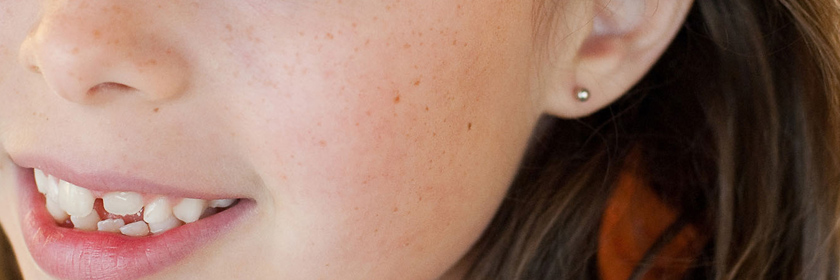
[462,0,840,278]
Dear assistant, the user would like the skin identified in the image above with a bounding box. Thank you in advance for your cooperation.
[0,0,692,279]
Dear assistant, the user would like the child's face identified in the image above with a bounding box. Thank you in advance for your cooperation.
[0,1,544,279]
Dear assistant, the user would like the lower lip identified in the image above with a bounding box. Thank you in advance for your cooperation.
[15,166,255,280]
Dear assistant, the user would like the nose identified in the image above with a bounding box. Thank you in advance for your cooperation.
[18,2,188,104]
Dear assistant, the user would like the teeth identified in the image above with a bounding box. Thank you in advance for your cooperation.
[45,198,69,223]
[148,216,183,234]
[143,197,174,224]
[120,221,150,237]
[209,199,236,208]
[173,198,207,223]
[34,169,238,237]
[70,211,100,231]
[103,192,144,215]
[58,180,95,217]
[97,219,125,233]
[34,169,48,194]
[45,175,60,203]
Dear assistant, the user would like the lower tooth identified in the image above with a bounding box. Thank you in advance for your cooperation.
[97,219,125,233]
[148,216,183,234]
[70,212,100,231]
[120,221,150,237]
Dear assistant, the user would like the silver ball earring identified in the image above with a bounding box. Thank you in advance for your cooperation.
[576,88,590,102]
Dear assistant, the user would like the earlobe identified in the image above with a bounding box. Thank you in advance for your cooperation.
[537,0,694,119]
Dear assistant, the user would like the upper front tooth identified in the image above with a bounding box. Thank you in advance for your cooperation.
[34,169,48,194]
[173,198,207,223]
[143,197,174,224]
[58,180,95,217]
[45,175,60,203]
[103,192,144,215]
[45,198,69,223]
[148,216,182,234]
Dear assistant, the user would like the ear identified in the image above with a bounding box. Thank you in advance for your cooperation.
[535,0,694,118]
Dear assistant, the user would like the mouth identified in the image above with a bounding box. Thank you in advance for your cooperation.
[12,159,255,280]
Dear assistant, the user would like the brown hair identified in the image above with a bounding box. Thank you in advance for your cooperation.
[0,228,20,280]
[463,0,840,279]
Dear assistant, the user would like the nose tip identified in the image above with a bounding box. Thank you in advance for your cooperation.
[18,4,188,104]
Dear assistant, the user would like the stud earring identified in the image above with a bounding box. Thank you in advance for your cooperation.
[576,88,590,102]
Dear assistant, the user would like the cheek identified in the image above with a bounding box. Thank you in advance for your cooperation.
[207,0,535,275]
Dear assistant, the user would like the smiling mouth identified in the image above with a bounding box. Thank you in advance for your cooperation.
[32,168,240,237]
[11,158,256,280]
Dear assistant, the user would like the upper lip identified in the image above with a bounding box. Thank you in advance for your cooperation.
[9,153,247,200]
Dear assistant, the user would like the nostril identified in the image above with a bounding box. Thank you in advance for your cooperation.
[86,82,133,96]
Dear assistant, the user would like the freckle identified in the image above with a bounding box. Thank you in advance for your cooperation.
[93,30,101,38]
[394,95,401,103]
[319,140,327,147]
[452,40,457,45]
[355,122,360,126]
[413,79,420,86]
[299,31,305,36]
[153,108,159,113]
[468,123,472,130]
[352,22,357,28]
[225,24,232,31]
[403,44,411,49]
[366,110,372,116]
[326,33,334,40]
[393,207,399,212]
[71,47,79,54]
[425,106,429,111]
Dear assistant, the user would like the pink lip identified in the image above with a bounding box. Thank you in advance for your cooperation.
[13,162,255,280]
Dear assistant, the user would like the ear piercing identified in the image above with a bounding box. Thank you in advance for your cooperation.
[576,88,590,102]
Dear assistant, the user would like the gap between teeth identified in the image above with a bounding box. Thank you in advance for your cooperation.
[33,168,239,237]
